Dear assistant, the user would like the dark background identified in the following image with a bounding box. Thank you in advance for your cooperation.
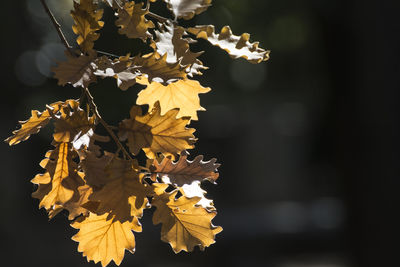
[1,0,399,267]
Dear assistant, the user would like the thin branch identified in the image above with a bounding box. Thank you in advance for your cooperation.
[84,87,132,160]
[147,11,170,24]
[40,0,74,55]
[96,50,120,58]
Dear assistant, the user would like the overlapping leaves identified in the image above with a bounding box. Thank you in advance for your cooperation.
[6,0,272,266]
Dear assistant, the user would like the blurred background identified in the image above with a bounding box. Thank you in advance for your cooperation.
[1,0,399,266]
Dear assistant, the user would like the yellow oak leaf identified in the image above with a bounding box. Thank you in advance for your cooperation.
[152,190,222,252]
[118,102,196,159]
[52,50,98,88]
[115,1,155,41]
[89,157,149,222]
[71,0,104,52]
[151,153,219,186]
[163,0,212,20]
[64,184,93,220]
[136,77,210,120]
[32,143,85,211]
[71,212,141,267]
[188,25,270,63]
[53,103,95,149]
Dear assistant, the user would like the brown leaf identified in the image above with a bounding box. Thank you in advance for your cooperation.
[118,102,196,159]
[89,157,149,222]
[64,184,93,220]
[151,153,219,186]
[71,0,104,52]
[152,189,222,252]
[188,25,270,63]
[80,150,114,187]
[71,212,141,267]
[136,77,210,120]
[115,1,155,41]
[52,50,98,88]
[163,0,212,20]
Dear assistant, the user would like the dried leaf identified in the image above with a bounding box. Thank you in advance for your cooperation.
[163,0,212,20]
[188,25,270,63]
[115,1,155,41]
[152,189,222,252]
[71,212,141,267]
[89,157,149,222]
[52,50,98,88]
[32,143,85,211]
[152,154,219,186]
[80,150,114,187]
[64,184,93,220]
[118,102,196,159]
[136,77,210,120]
[180,181,214,210]
[153,21,207,77]
[133,52,187,84]
[71,0,104,52]
[53,102,95,149]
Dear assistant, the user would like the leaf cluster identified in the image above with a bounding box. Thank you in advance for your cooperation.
[6,0,269,266]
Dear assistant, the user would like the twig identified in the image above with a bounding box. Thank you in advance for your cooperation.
[84,87,132,160]
[96,50,120,59]
[147,11,170,24]
[40,0,74,55]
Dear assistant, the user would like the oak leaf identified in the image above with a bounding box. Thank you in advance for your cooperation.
[152,189,222,252]
[133,52,187,84]
[115,1,155,41]
[64,184,93,220]
[80,150,114,187]
[32,143,85,211]
[163,0,212,20]
[71,0,104,52]
[118,102,196,159]
[151,153,219,186]
[188,25,270,63]
[153,21,207,77]
[136,77,210,120]
[71,212,141,267]
[53,103,95,149]
[89,157,149,222]
[52,50,98,88]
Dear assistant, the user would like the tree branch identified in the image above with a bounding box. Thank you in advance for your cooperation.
[84,87,132,160]
[147,11,170,24]
[40,0,74,54]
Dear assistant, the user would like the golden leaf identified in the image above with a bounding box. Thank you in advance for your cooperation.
[115,1,155,41]
[163,0,212,20]
[89,157,149,222]
[32,143,85,211]
[152,189,222,252]
[133,52,187,84]
[52,50,98,88]
[136,77,210,120]
[118,102,196,159]
[5,102,60,146]
[151,153,219,186]
[71,212,141,267]
[53,102,95,149]
[71,0,104,52]
[153,21,207,77]
[188,25,270,63]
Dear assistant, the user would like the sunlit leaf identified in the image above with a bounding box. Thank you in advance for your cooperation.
[163,0,212,20]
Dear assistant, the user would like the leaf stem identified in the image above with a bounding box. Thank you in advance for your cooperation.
[147,11,170,24]
[40,0,74,55]
[84,87,132,160]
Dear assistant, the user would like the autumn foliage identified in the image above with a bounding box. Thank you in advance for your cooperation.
[6,0,269,266]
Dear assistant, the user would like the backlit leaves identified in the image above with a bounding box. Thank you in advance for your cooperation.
[151,153,219,186]
[6,0,272,265]
[118,102,196,159]
[152,189,222,252]
[71,213,141,267]
[136,78,210,120]
[71,0,104,52]
[115,1,155,41]
[188,25,270,63]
